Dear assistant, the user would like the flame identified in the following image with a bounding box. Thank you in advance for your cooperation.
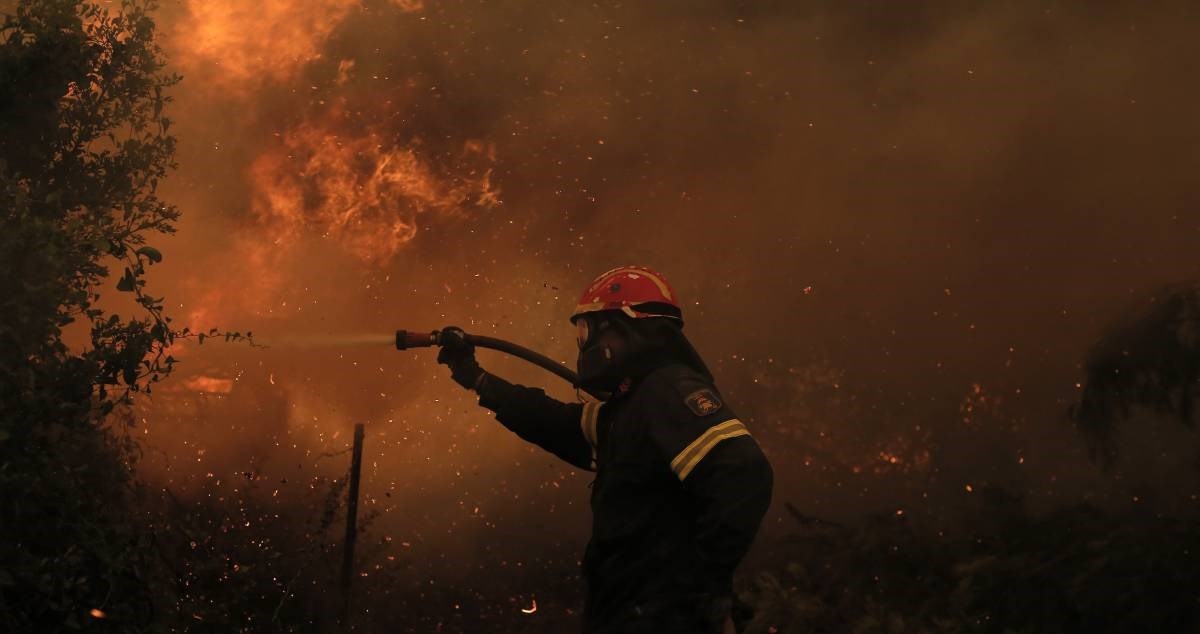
[89,608,107,619]
[177,0,355,87]
[183,376,235,394]
[173,0,423,93]
[165,0,494,335]
[521,598,538,614]
[249,118,499,263]
[175,118,498,336]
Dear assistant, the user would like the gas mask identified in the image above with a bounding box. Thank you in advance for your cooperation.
[574,312,630,394]
[574,311,682,395]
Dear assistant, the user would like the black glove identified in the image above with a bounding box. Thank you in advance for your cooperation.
[437,326,484,390]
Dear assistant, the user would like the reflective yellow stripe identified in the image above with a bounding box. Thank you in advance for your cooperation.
[581,402,600,447]
[670,419,750,481]
[580,401,602,469]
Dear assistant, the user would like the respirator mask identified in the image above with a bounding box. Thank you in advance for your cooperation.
[574,311,676,395]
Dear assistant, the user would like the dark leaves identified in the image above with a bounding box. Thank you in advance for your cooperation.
[1,2,186,627]
[116,267,136,291]
[1072,282,1200,466]
[135,245,162,263]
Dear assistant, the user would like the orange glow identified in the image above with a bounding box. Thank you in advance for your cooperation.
[171,116,498,339]
[174,0,423,92]
[89,609,107,619]
[878,451,902,465]
[178,0,355,87]
[249,119,499,264]
[182,376,235,394]
[959,382,1001,425]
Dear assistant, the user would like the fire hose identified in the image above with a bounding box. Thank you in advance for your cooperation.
[395,329,603,400]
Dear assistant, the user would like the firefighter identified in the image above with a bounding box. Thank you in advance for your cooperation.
[437,266,773,634]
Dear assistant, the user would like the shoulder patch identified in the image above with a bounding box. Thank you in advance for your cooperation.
[684,388,723,416]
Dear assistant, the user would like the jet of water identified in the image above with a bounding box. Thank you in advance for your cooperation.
[257,333,398,349]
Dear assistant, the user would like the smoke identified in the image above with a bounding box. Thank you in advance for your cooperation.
[130,0,1200,624]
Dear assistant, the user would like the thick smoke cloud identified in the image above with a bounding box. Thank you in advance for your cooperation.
[133,0,1200,624]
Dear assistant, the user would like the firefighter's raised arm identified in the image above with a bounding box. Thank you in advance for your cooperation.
[438,326,594,471]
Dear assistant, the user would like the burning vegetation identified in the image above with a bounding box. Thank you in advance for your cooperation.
[3,0,1200,632]
[248,118,498,263]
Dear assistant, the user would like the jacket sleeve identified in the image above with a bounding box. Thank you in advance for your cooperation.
[647,379,773,597]
[680,434,773,597]
[474,372,599,472]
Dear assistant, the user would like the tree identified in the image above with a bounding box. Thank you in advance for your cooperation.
[1072,283,1200,466]
[0,1,181,630]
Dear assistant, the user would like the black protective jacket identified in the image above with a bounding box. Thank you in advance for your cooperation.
[474,361,773,633]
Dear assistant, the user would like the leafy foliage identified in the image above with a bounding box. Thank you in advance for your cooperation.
[0,0,181,409]
[0,3,367,632]
[1072,283,1200,465]
[738,494,1200,634]
[0,1,182,630]
[146,466,354,632]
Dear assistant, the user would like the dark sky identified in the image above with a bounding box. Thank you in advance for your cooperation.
[130,0,1200,611]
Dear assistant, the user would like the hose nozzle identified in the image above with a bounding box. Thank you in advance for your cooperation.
[395,329,439,350]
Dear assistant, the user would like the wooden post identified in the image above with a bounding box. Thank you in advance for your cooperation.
[339,423,365,629]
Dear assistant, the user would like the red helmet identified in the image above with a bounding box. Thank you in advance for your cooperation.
[571,266,682,323]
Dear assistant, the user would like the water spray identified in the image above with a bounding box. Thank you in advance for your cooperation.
[396,329,600,398]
